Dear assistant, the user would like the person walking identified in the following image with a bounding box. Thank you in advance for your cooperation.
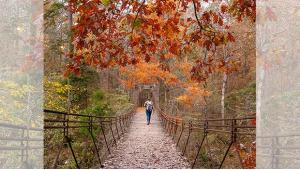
[144,98,154,125]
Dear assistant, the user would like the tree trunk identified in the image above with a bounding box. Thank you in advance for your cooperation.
[221,45,229,125]
[221,73,228,123]
[67,10,73,114]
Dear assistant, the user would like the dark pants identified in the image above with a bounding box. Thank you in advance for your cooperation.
[146,110,152,124]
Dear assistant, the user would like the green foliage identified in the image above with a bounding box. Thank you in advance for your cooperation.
[133,18,141,28]
[199,151,209,162]
[44,66,133,168]
[79,90,113,136]
[225,81,256,116]
[82,90,113,116]
[102,0,110,6]
[68,65,100,109]
[44,1,65,28]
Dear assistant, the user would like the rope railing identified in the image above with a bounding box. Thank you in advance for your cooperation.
[44,107,135,168]
[157,108,256,169]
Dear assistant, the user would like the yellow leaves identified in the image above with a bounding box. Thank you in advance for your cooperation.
[84,32,96,43]
[0,80,37,123]
[133,46,142,54]
[144,25,153,35]
[44,75,75,112]
[45,78,71,95]
[0,80,34,98]
[101,0,110,7]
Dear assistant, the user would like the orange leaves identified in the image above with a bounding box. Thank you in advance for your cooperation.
[220,3,228,14]
[185,85,210,97]
[162,72,178,86]
[66,0,255,80]
[64,64,81,77]
[120,61,179,90]
[164,52,175,59]
[234,142,256,169]
[174,61,192,79]
[176,95,192,105]
[176,83,210,106]
[169,41,181,55]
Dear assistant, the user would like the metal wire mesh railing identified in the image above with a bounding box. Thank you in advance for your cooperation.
[0,122,43,168]
[157,108,256,169]
[257,134,300,168]
[44,107,135,168]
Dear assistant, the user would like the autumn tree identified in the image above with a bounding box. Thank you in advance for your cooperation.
[66,0,255,74]
[63,0,255,117]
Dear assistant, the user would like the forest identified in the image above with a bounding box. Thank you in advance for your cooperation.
[44,0,256,168]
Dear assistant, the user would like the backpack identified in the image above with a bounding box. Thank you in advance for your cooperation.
[146,102,153,112]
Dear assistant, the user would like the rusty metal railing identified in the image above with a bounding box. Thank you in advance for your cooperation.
[0,122,43,168]
[257,134,300,168]
[44,107,135,168]
[158,109,255,169]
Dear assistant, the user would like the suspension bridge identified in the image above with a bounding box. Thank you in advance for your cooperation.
[0,86,258,168]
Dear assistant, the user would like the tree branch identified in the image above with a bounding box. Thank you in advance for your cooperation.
[131,0,146,33]
[191,0,216,34]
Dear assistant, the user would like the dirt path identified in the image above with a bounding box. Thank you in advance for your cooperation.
[102,108,190,169]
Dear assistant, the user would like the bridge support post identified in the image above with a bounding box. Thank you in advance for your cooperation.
[119,117,124,134]
[192,120,208,169]
[182,121,192,156]
[219,119,237,169]
[176,122,184,147]
[65,136,80,168]
[173,120,178,140]
[89,116,103,167]
[115,118,120,139]
[109,119,117,145]
[100,120,111,154]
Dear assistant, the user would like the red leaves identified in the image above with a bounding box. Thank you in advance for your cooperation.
[250,118,256,126]
[191,58,214,83]
[144,54,151,62]
[203,40,212,50]
[201,12,211,22]
[169,41,180,55]
[131,58,139,65]
[227,32,235,42]
[65,0,254,79]
[229,0,256,22]
[220,4,228,13]
[64,64,81,77]
[213,13,219,24]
